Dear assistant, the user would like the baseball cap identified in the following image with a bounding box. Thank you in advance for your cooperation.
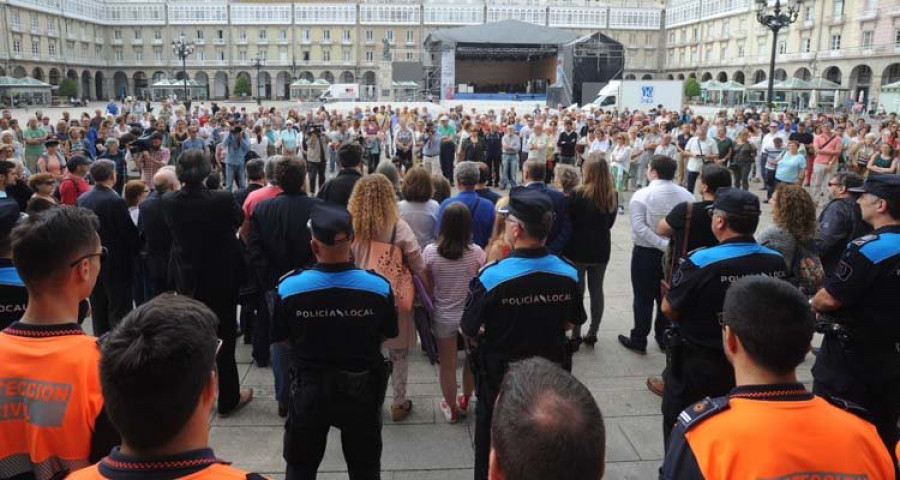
[708,187,761,216]
[308,202,353,245]
[499,187,553,225]
[848,173,900,201]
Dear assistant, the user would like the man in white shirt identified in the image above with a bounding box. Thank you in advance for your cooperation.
[758,121,788,182]
[684,126,718,194]
[654,134,678,160]
[619,155,693,354]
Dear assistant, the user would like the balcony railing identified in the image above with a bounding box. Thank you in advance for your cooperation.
[112,38,123,45]
[236,38,248,45]
[214,38,226,45]
[10,23,22,32]
[132,38,143,45]
[858,9,876,20]
[195,38,205,45]
[257,38,268,44]
[47,29,57,37]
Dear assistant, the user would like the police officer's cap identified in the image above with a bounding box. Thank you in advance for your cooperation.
[309,203,353,245]
[708,187,761,216]
[848,173,900,201]
[499,187,553,225]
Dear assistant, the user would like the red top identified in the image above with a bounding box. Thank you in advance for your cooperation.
[58,174,90,206]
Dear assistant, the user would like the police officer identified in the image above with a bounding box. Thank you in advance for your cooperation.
[811,173,900,463]
[461,188,586,480]
[661,276,894,479]
[274,203,397,480]
[660,187,786,448]
[0,200,24,330]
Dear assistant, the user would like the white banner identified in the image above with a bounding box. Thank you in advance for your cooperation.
[441,47,455,101]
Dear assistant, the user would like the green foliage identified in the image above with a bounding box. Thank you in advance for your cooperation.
[234,76,251,97]
[684,77,701,99]
[58,78,78,98]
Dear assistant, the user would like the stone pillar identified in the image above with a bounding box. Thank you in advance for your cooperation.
[378,60,393,102]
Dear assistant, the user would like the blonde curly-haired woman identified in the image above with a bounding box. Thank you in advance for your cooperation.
[348,174,426,422]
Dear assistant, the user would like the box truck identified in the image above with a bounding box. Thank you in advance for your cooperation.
[318,84,360,102]
[584,80,684,112]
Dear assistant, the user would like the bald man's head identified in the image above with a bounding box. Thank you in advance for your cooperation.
[153,168,180,193]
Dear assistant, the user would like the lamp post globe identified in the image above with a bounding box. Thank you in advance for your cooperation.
[755,0,802,109]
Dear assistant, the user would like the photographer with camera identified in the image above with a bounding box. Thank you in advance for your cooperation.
[304,124,328,195]
[134,132,170,191]
[223,124,250,191]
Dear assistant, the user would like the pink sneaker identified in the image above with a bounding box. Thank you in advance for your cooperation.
[457,394,470,415]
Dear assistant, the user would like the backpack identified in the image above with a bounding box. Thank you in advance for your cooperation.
[52,178,77,202]
[790,238,825,297]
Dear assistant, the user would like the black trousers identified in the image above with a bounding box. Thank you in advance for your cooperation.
[308,161,326,195]
[487,155,501,184]
[440,142,455,182]
[629,246,666,348]
[661,344,734,449]
[196,290,240,413]
[812,336,900,467]
[474,351,570,480]
[285,367,388,480]
[90,271,133,336]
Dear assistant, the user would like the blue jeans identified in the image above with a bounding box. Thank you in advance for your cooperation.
[225,163,246,191]
[265,290,292,404]
[501,153,518,188]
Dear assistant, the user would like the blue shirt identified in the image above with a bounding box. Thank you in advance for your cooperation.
[181,138,206,152]
[222,133,250,166]
[775,152,806,182]
[434,190,496,248]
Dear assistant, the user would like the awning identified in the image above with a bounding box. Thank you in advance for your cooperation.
[880,81,900,92]
[0,76,52,88]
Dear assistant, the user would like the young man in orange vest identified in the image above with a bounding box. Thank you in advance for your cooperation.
[68,294,268,480]
[0,207,119,480]
[661,276,894,479]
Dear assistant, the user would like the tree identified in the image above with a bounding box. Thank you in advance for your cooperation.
[58,78,78,98]
[234,76,251,98]
[684,77,701,99]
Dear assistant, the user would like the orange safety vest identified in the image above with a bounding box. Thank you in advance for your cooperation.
[68,462,259,479]
[0,324,104,480]
[683,393,895,479]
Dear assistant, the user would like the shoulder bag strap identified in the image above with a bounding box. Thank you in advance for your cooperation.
[681,202,693,259]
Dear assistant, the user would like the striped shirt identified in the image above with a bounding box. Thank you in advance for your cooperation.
[422,244,486,326]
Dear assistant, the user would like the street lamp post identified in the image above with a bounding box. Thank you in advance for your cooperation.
[251,57,265,106]
[171,34,195,103]
[755,0,802,108]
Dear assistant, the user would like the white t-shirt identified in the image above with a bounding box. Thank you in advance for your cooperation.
[685,136,719,173]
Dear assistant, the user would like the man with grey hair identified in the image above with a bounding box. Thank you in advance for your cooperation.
[433,161,495,248]
[100,137,127,194]
[139,168,180,296]
[78,159,140,335]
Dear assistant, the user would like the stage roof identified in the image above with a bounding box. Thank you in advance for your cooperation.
[426,20,580,46]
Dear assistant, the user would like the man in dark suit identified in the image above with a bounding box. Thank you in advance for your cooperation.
[247,156,320,417]
[137,167,179,296]
[77,159,140,335]
[522,159,572,254]
[317,143,363,208]
[234,158,266,208]
[161,149,253,417]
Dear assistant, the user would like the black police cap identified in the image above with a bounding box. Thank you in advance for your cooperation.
[309,203,353,245]
[499,187,553,226]
[848,173,900,201]
[707,187,761,217]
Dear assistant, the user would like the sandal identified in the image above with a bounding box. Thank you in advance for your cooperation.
[391,399,413,422]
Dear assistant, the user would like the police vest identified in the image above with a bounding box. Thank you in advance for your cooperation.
[68,463,266,479]
[662,385,895,479]
[0,324,104,480]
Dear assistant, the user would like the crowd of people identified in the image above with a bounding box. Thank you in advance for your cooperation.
[0,97,898,480]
